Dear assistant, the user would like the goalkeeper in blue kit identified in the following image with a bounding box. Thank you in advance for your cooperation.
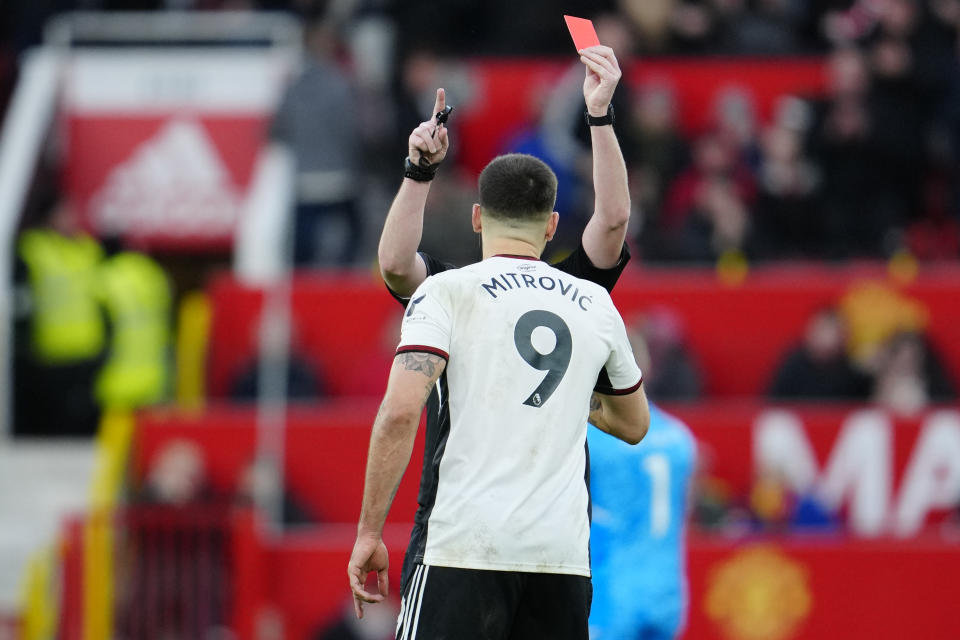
[588,403,697,640]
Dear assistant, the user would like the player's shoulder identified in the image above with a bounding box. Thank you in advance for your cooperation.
[539,261,615,302]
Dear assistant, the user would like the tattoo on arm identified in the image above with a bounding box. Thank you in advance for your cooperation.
[590,393,601,412]
[589,393,610,433]
[397,352,444,378]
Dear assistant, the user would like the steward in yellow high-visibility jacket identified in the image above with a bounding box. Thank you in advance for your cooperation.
[18,228,106,364]
[15,224,106,436]
[95,251,172,410]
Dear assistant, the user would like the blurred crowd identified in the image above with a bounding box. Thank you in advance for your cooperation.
[3,0,960,266]
[270,0,960,266]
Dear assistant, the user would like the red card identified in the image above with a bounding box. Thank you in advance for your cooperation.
[564,15,600,51]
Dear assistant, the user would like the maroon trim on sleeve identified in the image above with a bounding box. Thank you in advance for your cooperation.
[396,345,450,360]
[593,376,643,396]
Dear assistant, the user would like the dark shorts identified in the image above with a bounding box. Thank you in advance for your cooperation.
[395,564,592,640]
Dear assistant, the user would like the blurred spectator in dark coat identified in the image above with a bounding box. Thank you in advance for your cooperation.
[656,131,756,262]
[662,131,756,233]
[714,0,803,55]
[628,80,690,256]
[769,307,871,400]
[271,16,363,266]
[753,121,824,259]
[628,308,703,400]
[871,330,956,414]
[809,47,885,257]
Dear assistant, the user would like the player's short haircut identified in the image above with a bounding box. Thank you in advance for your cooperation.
[478,154,558,223]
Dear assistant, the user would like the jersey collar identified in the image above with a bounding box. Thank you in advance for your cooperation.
[493,254,542,261]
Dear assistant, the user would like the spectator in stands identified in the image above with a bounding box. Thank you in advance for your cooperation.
[618,0,677,54]
[628,307,703,401]
[752,120,824,259]
[768,307,872,400]
[659,131,756,263]
[128,439,230,639]
[270,15,364,266]
[628,80,690,257]
[712,86,762,172]
[13,196,105,437]
[809,46,885,257]
[871,330,956,414]
[859,0,929,251]
[666,171,755,263]
[667,0,724,53]
[139,439,211,506]
[714,0,803,55]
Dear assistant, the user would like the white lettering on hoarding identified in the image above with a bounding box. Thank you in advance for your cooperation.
[754,410,960,536]
[894,412,960,536]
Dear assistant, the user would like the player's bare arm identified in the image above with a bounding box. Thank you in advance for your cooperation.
[377,89,450,298]
[592,385,650,445]
[348,351,447,618]
[579,46,631,269]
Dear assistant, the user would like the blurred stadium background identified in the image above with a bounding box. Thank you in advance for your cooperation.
[1,0,959,638]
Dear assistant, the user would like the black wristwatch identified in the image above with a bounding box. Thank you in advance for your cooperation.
[404,156,439,182]
[584,104,615,127]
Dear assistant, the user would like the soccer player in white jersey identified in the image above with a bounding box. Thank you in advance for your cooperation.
[348,151,651,639]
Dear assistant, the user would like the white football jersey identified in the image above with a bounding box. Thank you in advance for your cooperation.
[397,255,643,576]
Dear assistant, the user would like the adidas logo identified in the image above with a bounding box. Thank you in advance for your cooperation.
[89,118,241,238]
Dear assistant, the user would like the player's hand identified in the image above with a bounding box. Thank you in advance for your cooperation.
[579,46,621,117]
[347,532,390,619]
[408,88,450,168]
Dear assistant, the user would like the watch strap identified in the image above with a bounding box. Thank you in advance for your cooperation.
[404,156,439,182]
[584,104,615,127]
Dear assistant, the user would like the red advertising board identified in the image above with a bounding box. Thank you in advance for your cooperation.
[135,404,960,538]
[205,265,960,400]
[134,403,960,639]
[61,50,293,249]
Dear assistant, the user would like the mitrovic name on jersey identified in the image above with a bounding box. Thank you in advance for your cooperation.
[481,272,593,311]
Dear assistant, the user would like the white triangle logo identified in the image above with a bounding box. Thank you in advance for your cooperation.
[90,118,241,238]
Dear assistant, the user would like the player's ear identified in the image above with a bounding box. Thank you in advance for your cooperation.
[472,203,482,233]
[544,211,559,241]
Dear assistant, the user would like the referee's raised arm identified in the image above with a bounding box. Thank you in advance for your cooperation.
[377,88,450,298]
[578,45,632,270]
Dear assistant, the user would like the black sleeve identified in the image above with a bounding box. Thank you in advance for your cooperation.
[385,251,458,308]
[550,242,631,293]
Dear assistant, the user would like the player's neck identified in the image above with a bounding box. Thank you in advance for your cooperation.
[482,236,543,261]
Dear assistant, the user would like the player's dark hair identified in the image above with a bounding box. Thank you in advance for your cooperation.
[478,154,557,223]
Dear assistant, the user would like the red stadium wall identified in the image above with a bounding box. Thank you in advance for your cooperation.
[206,265,960,400]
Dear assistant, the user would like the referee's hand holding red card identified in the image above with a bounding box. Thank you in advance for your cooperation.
[579,45,622,118]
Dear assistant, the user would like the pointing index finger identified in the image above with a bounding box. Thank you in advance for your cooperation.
[432,88,446,122]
